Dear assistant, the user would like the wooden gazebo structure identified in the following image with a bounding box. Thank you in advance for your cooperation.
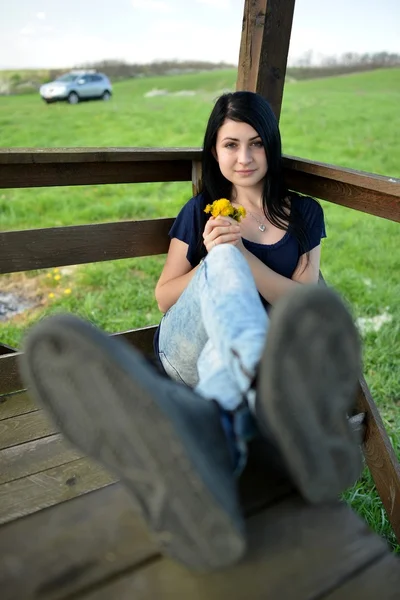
[0,1,399,598]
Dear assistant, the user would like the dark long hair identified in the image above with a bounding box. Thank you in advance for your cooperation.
[197,91,310,260]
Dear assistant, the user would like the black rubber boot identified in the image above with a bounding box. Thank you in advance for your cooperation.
[255,285,363,504]
[20,315,246,571]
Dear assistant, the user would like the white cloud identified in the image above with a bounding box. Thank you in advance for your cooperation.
[19,26,36,37]
[36,12,46,20]
[196,0,231,7]
[131,0,173,11]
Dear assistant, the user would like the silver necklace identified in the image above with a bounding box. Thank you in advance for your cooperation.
[248,211,267,232]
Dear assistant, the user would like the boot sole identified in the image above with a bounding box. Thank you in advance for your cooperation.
[20,316,245,571]
[257,286,362,503]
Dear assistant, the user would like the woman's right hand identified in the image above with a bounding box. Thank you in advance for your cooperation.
[202,216,242,253]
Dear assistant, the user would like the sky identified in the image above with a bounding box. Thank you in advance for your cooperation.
[0,0,399,70]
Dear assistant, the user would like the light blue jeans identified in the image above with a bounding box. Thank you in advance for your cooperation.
[158,245,269,473]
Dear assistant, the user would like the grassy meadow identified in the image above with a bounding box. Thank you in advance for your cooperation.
[0,67,399,551]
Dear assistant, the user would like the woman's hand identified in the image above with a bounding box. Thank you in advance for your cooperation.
[203,216,242,253]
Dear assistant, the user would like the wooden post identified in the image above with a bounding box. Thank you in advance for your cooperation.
[357,377,400,541]
[236,0,296,121]
[192,160,202,196]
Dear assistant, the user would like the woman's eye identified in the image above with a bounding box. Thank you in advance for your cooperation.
[251,141,263,148]
[225,143,237,149]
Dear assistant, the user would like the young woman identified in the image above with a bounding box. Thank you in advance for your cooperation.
[20,92,362,573]
[154,92,326,396]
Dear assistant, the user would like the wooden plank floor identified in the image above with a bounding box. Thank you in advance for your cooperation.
[0,390,399,600]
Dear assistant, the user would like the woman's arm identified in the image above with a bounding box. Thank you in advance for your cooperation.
[241,243,321,305]
[155,238,198,313]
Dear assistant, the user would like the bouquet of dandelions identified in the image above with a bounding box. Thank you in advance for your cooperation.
[204,198,246,222]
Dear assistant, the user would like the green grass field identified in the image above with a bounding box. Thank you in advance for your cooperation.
[1,67,399,551]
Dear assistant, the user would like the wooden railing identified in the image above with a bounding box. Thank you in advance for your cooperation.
[0,148,399,277]
[1,147,400,542]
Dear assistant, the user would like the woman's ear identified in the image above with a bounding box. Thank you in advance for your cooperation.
[211,147,218,162]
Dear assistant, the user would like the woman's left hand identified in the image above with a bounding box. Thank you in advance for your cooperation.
[215,216,245,252]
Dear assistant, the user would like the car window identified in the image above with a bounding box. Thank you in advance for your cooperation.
[56,74,78,83]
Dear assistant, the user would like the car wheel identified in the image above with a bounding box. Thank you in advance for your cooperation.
[67,92,79,105]
[102,90,111,101]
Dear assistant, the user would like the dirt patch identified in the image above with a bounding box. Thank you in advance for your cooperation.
[0,292,36,321]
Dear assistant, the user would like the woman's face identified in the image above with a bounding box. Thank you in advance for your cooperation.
[214,119,268,189]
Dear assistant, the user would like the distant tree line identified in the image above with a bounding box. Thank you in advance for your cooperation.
[291,51,400,68]
[65,59,236,81]
[1,53,399,96]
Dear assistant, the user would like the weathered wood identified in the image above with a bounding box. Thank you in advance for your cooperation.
[0,160,192,188]
[319,273,400,544]
[285,156,400,222]
[237,0,267,93]
[356,376,400,542]
[0,457,115,525]
[0,326,157,395]
[0,147,201,164]
[0,410,56,451]
[0,434,82,485]
[285,155,400,198]
[0,484,159,600]
[0,352,22,395]
[0,149,398,222]
[0,391,36,420]
[75,500,391,600]
[324,554,400,599]
[237,0,295,120]
[256,0,295,120]
[0,454,291,600]
[191,160,203,196]
[0,219,173,274]
[0,169,398,276]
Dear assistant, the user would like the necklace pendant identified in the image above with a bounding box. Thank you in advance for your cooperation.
[259,224,266,232]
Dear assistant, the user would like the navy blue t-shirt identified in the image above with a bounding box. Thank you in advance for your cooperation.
[153,193,326,357]
[169,192,326,276]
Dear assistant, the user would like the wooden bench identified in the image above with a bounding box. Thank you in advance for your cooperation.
[0,148,399,598]
[1,389,400,599]
[1,1,400,593]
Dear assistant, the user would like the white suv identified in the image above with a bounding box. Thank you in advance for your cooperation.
[40,71,112,104]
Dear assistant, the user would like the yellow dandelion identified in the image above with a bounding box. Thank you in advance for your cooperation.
[204,198,246,222]
[48,292,55,299]
[64,288,72,295]
[46,272,52,279]
[53,268,59,274]
[54,274,61,281]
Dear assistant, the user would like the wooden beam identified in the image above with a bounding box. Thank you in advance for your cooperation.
[0,391,36,420]
[0,147,202,164]
[1,149,397,221]
[0,218,173,274]
[0,326,157,395]
[319,273,400,544]
[237,0,267,93]
[0,160,192,189]
[236,0,296,120]
[191,160,203,196]
[356,376,400,542]
[284,156,400,222]
[0,457,115,525]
